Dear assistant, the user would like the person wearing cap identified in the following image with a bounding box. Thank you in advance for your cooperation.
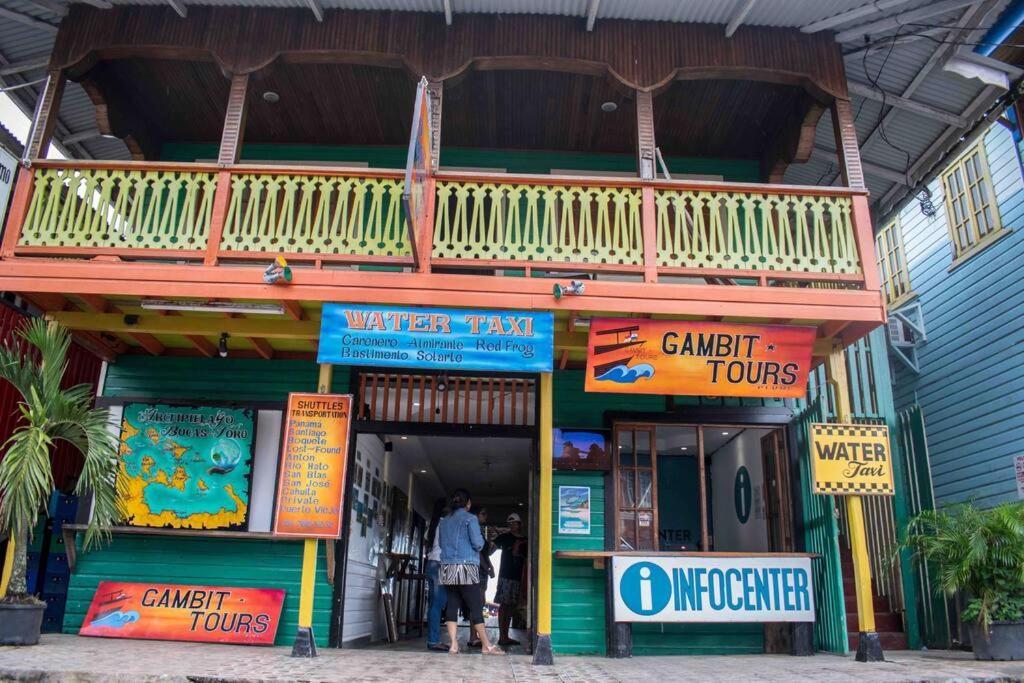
[489,512,527,646]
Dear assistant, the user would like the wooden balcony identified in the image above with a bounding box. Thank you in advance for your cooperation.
[0,160,885,357]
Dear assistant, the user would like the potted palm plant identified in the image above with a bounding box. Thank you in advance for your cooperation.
[903,501,1024,660]
[0,320,122,645]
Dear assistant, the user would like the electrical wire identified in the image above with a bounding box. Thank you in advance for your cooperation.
[0,78,45,93]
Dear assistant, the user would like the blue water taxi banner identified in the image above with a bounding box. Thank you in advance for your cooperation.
[318,304,554,372]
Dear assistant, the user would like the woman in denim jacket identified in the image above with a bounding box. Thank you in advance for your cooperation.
[437,488,503,655]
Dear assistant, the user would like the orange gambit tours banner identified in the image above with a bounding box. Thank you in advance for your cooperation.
[79,581,285,645]
[273,393,352,538]
[585,319,817,398]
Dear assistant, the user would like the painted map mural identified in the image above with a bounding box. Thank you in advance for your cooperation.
[117,403,255,530]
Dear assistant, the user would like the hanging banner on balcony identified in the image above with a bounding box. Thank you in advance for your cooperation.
[402,76,433,264]
[273,393,352,538]
[809,423,894,495]
[79,581,285,645]
[318,304,554,372]
[584,319,815,398]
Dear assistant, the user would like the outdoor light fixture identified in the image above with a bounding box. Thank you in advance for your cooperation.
[218,332,229,358]
[436,373,449,392]
[262,91,280,103]
[600,101,618,113]
[918,188,937,218]
[140,300,286,316]
[263,256,293,285]
[553,280,585,299]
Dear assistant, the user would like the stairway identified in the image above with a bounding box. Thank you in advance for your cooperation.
[840,545,908,651]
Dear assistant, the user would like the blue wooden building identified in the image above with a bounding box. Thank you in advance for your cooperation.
[880,115,1024,509]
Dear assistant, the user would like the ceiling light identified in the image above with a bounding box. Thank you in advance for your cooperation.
[400,436,408,440]
[413,402,420,407]
[141,300,285,316]
[721,431,729,436]
[262,91,280,103]
[680,447,687,451]
[218,332,229,358]
[419,469,427,474]
[600,101,618,113]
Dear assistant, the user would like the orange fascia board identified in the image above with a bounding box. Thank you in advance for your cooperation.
[0,258,886,324]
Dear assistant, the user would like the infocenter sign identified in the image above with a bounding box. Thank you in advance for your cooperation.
[611,556,815,623]
[317,304,554,372]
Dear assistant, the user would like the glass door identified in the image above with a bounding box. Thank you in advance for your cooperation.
[614,425,658,551]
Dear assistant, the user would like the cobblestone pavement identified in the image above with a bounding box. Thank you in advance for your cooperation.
[2,635,1024,682]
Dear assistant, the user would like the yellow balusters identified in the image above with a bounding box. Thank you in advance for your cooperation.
[431,180,643,265]
[19,167,215,250]
[654,187,861,276]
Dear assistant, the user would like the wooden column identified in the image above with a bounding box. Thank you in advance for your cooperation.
[532,372,554,665]
[831,98,866,190]
[825,347,883,662]
[23,69,66,162]
[637,90,658,283]
[218,73,249,165]
[292,362,333,658]
[427,79,443,173]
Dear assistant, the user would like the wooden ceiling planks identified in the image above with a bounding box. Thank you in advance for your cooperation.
[52,7,848,98]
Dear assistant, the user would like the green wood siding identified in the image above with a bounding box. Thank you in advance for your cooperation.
[162,143,761,182]
[631,623,764,655]
[551,471,606,655]
[64,357,350,646]
[63,536,332,647]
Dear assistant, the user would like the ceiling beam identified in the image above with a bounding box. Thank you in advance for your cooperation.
[77,0,113,8]
[847,81,965,127]
[23,0,66,17]
[74,295,165,356]
[830,1,996,187]
[443,0,452,26]
[811,146,910,185]
[877,84,1000,216]
[834,0,976,43]
[249,337,274,360]
[843,24,955,60]
[281,300,305,321]
[0,57,49,77]
[585,0,600,32]
[0,7,58,34]
[725,0,756,38]
[304,0,324,22]
[166,0,187,18]
[802,0,917,33]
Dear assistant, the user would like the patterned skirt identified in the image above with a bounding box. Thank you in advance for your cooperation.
[439,562,480,586]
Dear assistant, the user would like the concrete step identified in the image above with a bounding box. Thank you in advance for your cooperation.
[846,610,902,632]
[848,631,908,652]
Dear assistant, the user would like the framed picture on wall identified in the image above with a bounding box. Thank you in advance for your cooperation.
[115,402,257,530]
[553,428,610,471]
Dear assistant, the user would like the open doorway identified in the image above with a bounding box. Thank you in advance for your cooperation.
[338,431,534,654]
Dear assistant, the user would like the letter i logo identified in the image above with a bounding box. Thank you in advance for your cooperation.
[620,562,672,616]
[639,566,653,612]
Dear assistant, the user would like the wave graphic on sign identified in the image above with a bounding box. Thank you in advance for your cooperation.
[89,609,141,629]
[596,363,655,384]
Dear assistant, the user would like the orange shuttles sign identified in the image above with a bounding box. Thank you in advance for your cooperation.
[273,393,352,538]
[79,581,285,645]
[585,319,816,398]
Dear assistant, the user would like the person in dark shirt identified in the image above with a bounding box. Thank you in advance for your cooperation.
[466,506,495,648]
[490,512,527,646]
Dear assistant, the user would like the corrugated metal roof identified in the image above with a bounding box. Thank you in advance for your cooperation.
[0,0,1018,220]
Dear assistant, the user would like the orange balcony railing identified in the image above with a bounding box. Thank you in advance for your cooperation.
[0,161,879,290]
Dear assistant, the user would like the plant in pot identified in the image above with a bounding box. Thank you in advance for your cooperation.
[903,501,1024,660]
[0,320,123,645]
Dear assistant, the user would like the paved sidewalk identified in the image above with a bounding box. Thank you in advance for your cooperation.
[2,635,1024,682]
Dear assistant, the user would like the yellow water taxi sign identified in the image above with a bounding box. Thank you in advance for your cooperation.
[810,423,894,495]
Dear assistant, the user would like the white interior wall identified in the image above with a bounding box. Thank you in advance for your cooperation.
[710,429,770,552]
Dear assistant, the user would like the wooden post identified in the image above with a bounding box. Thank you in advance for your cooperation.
[636,90,656,181]
[697,426,709,550]
[218,73,249,165]
[532,372,554,665]
[0,535,14,597]
[292,362,333,658]
[0,166,35,257]
[23,69,65,162]
[831,98,866,190]
[204,171,233,266]
[825,346,884,662]
[852,194,881,293]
